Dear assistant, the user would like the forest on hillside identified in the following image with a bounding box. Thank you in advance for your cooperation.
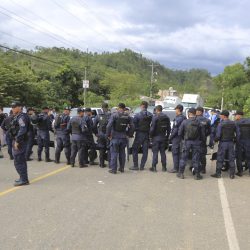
[0,47,250,114]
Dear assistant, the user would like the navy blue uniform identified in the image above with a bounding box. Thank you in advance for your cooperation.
[214,120,237,176]
[132,109,153,170]
[10,113,30,183]
[235,118,250,174]
[150,112,171,170]
[67,116,88,167]
[106,111,134,172]
[196,115,211,173]
[54,114,71,164]
[36,112,52,161]
[93,111,111,167]
[25,115,35,160]
[169,114,186,172]
[1,115,14,159]
[178,117,205,175]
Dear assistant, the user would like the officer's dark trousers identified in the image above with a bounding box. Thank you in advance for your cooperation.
[25,131,34,159]
[97,135,109,166]
[55,135,71,162]
[236,140,250,173]
[85,136,97,163]
[37,131,50,160]
[110,138,127,171]
[209,127,216,147]
[152,140,166,168]
[216,141,235,175]
[200,142,207,172]
[132,132,149,168]
[6,133,13,158]
[171,137,182,171]
[70,140,85,166]
[12,141,28,182]
[179,141,201,174]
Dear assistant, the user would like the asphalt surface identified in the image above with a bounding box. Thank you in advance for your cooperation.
[0,146,249,250]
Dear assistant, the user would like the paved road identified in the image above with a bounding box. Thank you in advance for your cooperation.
[0,146,249,250]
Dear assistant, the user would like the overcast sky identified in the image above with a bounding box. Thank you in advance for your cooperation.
[0,0,250,74]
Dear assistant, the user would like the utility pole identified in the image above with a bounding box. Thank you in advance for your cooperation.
[148,63,158,98]
[83,48,89,108]
[221,82,225,111]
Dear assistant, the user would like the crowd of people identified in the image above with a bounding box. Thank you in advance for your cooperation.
[0,100,249,186]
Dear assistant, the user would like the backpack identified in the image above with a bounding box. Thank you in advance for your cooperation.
[185,119,200,140]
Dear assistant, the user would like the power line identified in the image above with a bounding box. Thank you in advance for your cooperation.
[0,30,40,48]
[51,0,117,47]
[0,44,62,67]
[0,6,79,49]
[8,0,90,52]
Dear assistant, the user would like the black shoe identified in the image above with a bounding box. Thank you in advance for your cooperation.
[109,169,117,174]
[14,180,29,186]
[149,167,157,172]
[79,164,88,168]
[100,164,107,168]
[235,172,243,177]
[139,167,144,171]
[71,164,75,168]
[67,161,71,165]
[229,174,235,179]
[169,168,177,173]
[38,158,42,162]
[15,179,21,183]
[194,173,203,180]
[89,161,98,166]
[45,159,53,162]
[118,168,124,173]
[26,158,33,161]
[10,156,14,160]
[211,173,221,178]
[177,173,184,179]
[162,166,167,172]
[54,160,60,164]
[129,166,139,171]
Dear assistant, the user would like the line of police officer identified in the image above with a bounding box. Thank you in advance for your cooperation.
[2,100,250,186]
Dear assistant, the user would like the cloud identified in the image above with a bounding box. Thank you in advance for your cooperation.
[0,0,250,74]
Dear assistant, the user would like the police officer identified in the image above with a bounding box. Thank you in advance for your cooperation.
[177,108,205,180]
[54,107,71,165]
[67,108,88,168]
[211,110,237,179]
[1,111,14,160]
[106,103,134,174]
[234,111,250,176]
[25,107,35,161]
[209,109,220,148]
[34,107,52,162]
[84,108,98,165]
[150,105,171,172]
[169,104,186,173]
[9,101,30,186]
[0,106,6,158]
[130,101,153,171]
[93,103,111,168]
[196,107,211,174]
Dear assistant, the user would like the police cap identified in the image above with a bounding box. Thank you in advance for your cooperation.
[85,108,92,113]
[188,108,196,115]
[175,104,183,112]
[118,103,126,109]
[11,101,22,108]
[77,108,84,113]
[220,110,229,117]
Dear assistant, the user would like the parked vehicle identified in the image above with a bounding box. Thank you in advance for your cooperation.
[181,94,204,108]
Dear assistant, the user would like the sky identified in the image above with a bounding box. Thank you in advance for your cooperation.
[0,0,250,74]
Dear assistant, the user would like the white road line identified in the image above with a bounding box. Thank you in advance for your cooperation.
[218,178,240,250]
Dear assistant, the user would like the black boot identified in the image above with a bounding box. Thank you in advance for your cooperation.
[162,165,167,172]
[149,166,157,172]
[211,173,221,178]
[194,173,203,180]
[177,172,184,179]
[129,166,139,171]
